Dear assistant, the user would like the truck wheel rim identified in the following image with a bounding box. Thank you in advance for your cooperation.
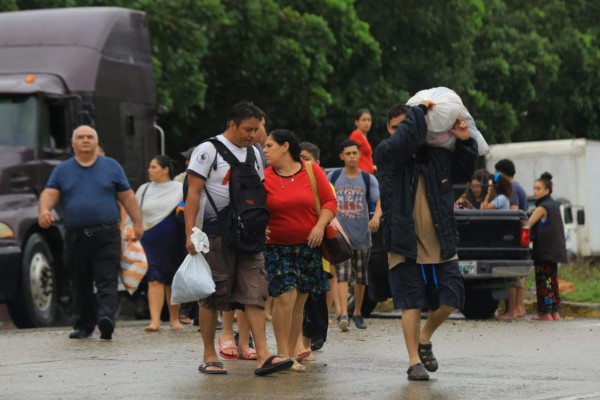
[29,252,53,311]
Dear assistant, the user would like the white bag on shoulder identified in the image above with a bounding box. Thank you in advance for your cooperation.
[171,227,215,304]
[406,87,489,155]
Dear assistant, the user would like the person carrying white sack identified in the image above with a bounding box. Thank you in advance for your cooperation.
[406,87,489,155]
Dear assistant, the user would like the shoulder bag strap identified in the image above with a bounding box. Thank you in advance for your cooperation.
[140,183,150,211]
[305,161,321,215]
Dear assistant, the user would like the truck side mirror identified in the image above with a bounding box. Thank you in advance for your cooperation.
[577,209,585,225]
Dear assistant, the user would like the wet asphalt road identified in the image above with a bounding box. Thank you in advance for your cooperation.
[1,311,600,400]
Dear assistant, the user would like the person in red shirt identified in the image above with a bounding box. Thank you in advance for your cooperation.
[263,129,336,372]
[349,108,375,174]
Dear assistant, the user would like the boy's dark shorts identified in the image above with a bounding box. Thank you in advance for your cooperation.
[389,260,464,311]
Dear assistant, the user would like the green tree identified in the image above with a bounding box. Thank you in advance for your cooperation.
[473,0,600,142]
[196,1,336,145]
[0,0,18,11]
[355,0,483,147]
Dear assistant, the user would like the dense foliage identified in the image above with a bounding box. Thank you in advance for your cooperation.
[3,0,599,165]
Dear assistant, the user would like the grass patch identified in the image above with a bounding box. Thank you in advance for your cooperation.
[525,259,600,304]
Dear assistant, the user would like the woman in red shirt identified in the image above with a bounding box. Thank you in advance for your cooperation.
[349,108,375,174]
[263,129,336,371]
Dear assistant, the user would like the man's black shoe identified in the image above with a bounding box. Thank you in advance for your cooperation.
[69,329,93,339]
[98,318,114,340]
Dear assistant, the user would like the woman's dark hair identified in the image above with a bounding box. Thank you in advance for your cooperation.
[537,172,554,194]
[268,129,301,162]
[493,172,513,200]
[355,108,371,121]
[153,155,174,180]
[466,169,490,199]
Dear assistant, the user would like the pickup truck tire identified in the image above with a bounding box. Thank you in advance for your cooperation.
[461,288,499,320]
[8,234,57,328]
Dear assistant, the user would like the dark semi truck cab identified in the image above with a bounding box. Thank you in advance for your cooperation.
[366,209,533,320]
[0,7,159,328]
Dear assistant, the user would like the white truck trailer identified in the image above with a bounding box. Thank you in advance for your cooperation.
[486,139,600,258]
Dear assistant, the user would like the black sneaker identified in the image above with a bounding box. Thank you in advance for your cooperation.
[69,329,93,339]
[353,315,367,329]
[407,363,430,381]
[338,316,349,332]
[98,318,114,340]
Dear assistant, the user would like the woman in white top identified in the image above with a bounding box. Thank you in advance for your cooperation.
[481,172,512,210]
[137,155,186,332]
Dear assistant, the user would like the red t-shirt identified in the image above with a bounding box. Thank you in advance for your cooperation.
[265,162,337,245]
[349,130,374,174]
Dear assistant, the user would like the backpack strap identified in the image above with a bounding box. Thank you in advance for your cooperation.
[203,138,257,216]
[329,168,342,185]
[208,138,256,166]
[361,171,371,205]
[330,168,370,203]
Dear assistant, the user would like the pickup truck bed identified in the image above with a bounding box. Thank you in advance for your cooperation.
[364,209,534,319]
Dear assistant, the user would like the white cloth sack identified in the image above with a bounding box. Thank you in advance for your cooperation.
[170,227,215,304]
[406,87,489,155]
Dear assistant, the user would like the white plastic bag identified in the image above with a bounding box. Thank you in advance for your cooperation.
[407,87,464,133]
[406,87,489,155]
[170,227,215,304]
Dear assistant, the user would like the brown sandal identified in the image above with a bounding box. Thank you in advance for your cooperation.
[418,342,438,372]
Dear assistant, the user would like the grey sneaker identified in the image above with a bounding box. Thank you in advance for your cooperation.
[338,316,349,332]
[407,363,430,381]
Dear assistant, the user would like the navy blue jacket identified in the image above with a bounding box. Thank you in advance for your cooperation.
[374,106,477,261]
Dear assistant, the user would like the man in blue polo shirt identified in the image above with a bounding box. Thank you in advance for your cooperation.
[38,125,143,340]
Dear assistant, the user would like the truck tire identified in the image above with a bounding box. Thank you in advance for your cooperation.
[8,234,58,328]
[461,288,499,320]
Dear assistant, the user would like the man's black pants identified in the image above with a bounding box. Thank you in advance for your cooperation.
[67,224,120,332]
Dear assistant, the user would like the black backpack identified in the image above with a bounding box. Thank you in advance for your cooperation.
[199,138,269,255]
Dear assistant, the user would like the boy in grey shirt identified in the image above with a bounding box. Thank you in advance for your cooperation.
[328,139,382,330]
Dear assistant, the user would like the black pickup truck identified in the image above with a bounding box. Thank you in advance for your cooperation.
[363,209,533,319]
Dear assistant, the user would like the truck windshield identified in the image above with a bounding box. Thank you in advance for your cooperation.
[0,96,38,146]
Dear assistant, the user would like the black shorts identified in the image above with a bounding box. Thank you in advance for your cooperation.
[389,260,464,311]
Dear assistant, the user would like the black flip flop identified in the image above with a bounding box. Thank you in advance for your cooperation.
[254,355,293,376]
[198,361,228,375]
